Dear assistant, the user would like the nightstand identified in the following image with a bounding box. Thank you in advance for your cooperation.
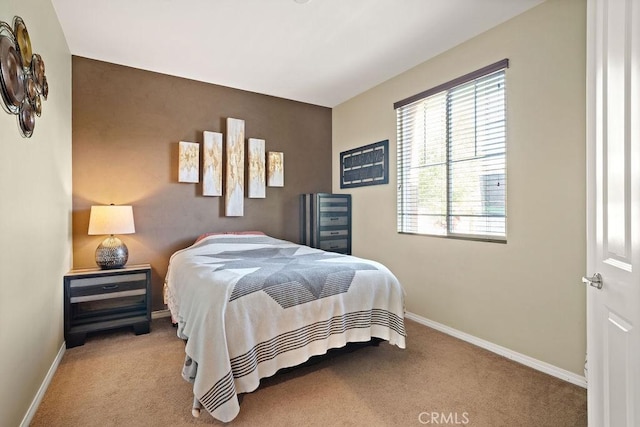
[64,264,152,348]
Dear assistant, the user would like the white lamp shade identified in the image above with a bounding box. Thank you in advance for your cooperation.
[88,205,136,235]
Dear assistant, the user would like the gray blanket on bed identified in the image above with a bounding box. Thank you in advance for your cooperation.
[165,234,406,422]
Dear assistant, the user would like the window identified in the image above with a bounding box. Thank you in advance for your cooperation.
[394,59,508,242]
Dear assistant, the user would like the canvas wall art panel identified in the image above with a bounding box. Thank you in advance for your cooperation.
[267,151,284,187]
[203,131,223,196]
[178,141,199,183]
[248,138,266,198]
[225,118,245,216]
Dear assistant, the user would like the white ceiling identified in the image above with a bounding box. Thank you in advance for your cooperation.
[51,0,543,107]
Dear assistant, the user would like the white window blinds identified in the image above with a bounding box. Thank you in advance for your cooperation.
[395,59,508,241]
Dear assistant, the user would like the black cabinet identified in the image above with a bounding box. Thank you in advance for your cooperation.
[300,193,351,255]
[64,264,151,348]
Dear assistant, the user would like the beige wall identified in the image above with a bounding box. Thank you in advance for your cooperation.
[72,57,332,309]
[0,1,72,426]
[333,0,586,375]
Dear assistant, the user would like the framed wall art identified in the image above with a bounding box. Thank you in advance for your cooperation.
[340,139,389,189]
[248,138,265,198]
[202,131,223,196]
[267,151,284,187]
[178,141,199,183]
[225,118,245,216]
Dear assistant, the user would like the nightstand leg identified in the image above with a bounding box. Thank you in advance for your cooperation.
[66,332,86,348]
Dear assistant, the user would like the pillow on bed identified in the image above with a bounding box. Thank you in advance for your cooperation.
[194,231,265,243]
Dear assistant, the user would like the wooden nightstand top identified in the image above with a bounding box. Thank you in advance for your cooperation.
[66,264,151,277]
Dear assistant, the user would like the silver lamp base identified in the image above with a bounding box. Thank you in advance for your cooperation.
[95,235,129,269]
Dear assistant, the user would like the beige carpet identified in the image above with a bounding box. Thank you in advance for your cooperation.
[31,318,586,426]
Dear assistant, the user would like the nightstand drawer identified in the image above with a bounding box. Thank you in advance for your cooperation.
[70,289,146,303]
[68,272,147,288]
[68,273,147,298]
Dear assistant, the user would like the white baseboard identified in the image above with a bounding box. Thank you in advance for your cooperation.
[404,311,587,389]
[152,309,171,319]
[20,310,171,425]
[20,341,66,427]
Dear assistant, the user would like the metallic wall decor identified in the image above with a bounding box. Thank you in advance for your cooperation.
[203,131,223,196]
[340,139,389,189]
[267,151,284,187]
[248,138,265,198]
[0,16,48,138]
[225,118,245,216]
[178,141,200,183]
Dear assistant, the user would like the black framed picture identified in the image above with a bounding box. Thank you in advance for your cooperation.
[340,139,389,189]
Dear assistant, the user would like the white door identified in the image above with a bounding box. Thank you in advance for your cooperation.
[586,0,640,426]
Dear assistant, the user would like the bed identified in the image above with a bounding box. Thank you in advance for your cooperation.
[164,232,406,422]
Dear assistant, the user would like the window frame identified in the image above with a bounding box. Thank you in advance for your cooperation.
[394,59,509,243]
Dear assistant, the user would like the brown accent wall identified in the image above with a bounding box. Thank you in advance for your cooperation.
[72,56,332,310]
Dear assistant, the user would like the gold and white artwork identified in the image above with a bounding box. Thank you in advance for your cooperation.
[178,141,199,183]
[203,131,223,196]
[267,151,284,187]
[225,118,245,216]
[248,138,266,198]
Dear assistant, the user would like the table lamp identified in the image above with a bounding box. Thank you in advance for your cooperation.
[88,204,135,269]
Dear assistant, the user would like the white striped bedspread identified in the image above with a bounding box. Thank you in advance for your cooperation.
[164,234,406,422]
